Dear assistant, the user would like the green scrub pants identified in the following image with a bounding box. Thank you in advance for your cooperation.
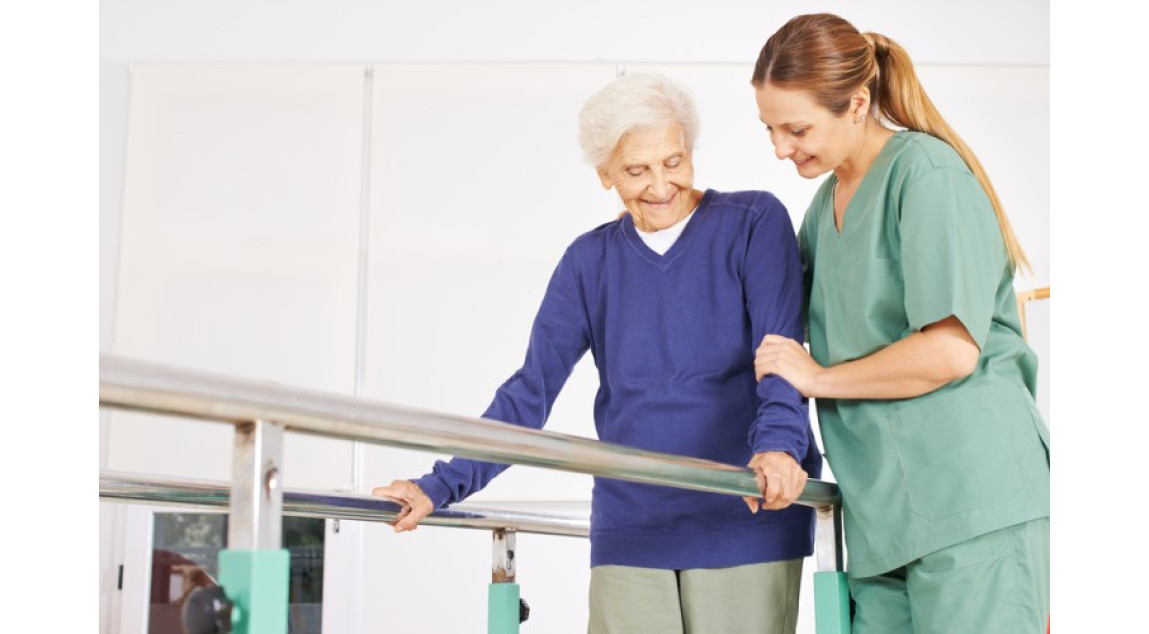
[849,518,1049,634]
[587,559,803,634]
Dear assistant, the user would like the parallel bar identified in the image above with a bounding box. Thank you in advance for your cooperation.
[100,473,591,537]
[99,354,840,508]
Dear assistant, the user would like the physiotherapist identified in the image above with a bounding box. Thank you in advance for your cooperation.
[750,12,1050,634]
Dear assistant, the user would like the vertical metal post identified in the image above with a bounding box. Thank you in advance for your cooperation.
[813,504,850,634]
[228,419,284,549]
[219,419,290,634]
[489,528,521,634]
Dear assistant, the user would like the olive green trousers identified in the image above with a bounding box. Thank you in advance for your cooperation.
[587,559,803,634]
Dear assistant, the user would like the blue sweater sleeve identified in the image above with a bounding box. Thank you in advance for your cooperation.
[413,251,591,509]
[743,197,811,462]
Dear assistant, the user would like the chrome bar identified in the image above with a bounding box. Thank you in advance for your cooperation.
[229,419,284,550]
[99,354,840,508]
[100,472,591,538]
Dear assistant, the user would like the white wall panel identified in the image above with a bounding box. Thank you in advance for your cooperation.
[109,64,366,489]
[362,63,618,502]
[101,60,130,354]
[361,62,616,634]
[99,59,131,634]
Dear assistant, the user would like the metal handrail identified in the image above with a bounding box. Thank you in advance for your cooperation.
[100,354,840,508]
[100,472,590,537]
[101,354,848,633]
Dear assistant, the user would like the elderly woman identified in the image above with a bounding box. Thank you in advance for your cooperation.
[374,73,821,634]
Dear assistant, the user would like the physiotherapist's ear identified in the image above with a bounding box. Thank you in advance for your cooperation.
[851,87,871,120]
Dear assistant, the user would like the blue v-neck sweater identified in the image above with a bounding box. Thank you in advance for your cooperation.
[415,189,822,569]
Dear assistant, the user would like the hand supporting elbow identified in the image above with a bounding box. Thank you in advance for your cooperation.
[754,334,824,397]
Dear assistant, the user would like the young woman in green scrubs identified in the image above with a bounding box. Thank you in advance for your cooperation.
[749,13,1049,633]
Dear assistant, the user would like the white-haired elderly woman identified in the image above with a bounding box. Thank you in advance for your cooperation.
[374,73,821,634]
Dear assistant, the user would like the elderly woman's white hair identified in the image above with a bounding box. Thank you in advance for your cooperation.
[578,73,701,169]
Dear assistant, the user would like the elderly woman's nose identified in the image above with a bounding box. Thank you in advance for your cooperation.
[649,170,672,197]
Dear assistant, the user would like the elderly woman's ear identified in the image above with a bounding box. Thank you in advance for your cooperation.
[597,168,613,190]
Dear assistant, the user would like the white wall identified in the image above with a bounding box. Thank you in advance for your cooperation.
[99,3,1049,633]
[108,63,366,487]
[99,0,1048,65]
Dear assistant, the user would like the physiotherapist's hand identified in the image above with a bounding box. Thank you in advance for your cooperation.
[743,451,808,513]
[755,334,824,397]
[372,479,435,533]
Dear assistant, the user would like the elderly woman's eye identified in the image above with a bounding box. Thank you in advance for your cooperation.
[665,156,682,169]
[626,167,645,177]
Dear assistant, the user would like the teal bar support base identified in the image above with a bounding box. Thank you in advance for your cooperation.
[814,571,851,634]
[488,582,521,634]
[219,548,290,634]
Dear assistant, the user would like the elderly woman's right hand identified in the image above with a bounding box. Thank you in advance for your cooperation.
[372,479,435,533]
[742,451,808,513]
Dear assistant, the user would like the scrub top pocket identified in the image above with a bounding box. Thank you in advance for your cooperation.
[889,385,1027,522]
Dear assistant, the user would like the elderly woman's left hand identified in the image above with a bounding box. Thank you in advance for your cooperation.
[755,334,824,397]
[743,451,808,512]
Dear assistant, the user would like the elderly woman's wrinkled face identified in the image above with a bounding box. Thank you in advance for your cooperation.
[597,122,696,231]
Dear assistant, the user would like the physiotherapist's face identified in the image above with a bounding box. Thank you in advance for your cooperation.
[754,83,855,179]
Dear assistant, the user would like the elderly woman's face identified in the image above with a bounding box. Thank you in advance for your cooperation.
[597,122,695,231]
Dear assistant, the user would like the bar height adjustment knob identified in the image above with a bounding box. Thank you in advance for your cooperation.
[182,586,234,633]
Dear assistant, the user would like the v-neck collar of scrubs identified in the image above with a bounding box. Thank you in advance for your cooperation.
[622,188,714,271]
[828,131,906,236]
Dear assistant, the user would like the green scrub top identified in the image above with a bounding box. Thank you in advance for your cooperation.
[800,131,1050,578]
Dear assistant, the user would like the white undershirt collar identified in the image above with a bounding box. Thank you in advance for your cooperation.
[635,209,696,255]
